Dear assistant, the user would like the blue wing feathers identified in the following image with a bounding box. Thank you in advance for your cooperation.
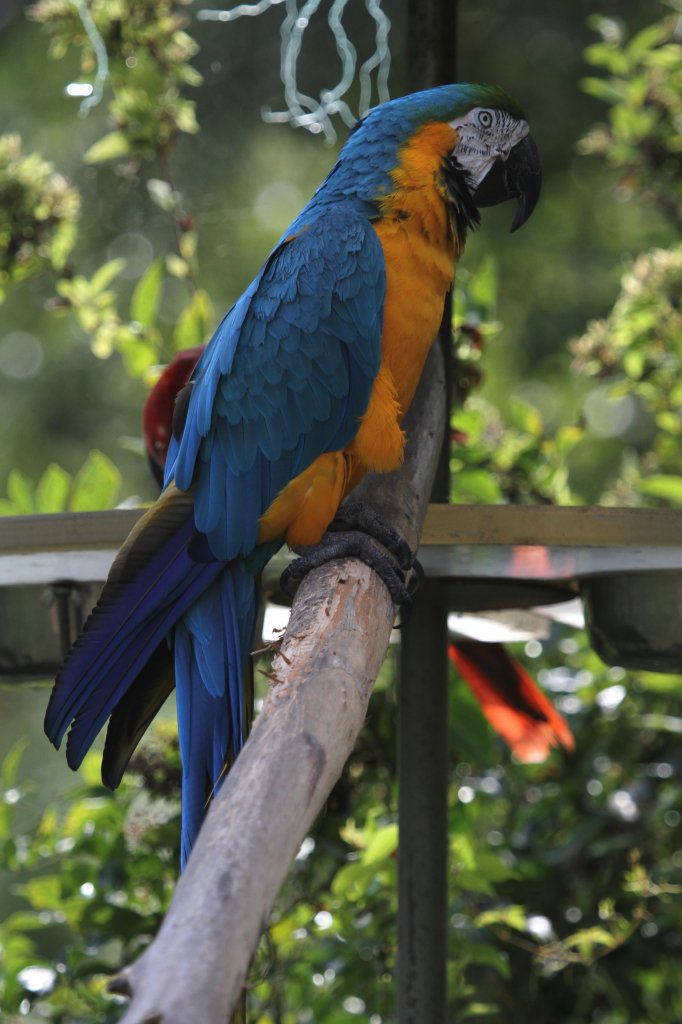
[166,206,385,542]
[46,507,225,766]
[50,196,386,870]
[45,509,195,745]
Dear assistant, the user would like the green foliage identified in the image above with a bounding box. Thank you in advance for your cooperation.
[14,1,209,379]
[4,643,682,1023]
[0,732,181,1022]
[0,133,80,302]
[0,451,121,515]
[449,3,682,511]
[54,257,165,377]
[0,146,203,382]
[27,0,201,163]
[2,1,682,1022]
[450,260,582,506]
[571,245,682,504]
[580,2,682,228]
[548,3,682,504]
[173,286,215,351]
[48,249,212,378]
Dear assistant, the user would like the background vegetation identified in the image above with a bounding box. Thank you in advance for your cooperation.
[1,0,681,1021]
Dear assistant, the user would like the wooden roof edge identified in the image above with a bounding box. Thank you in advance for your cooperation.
[422,504,682,548]
[1,503,681,556]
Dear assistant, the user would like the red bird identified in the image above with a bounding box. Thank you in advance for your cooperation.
[449,641,573,762]
[143,345,205,487]
[144,348,573,764]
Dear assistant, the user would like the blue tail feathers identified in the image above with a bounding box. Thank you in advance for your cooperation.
[175,563,257,867]
[44,486,258,868]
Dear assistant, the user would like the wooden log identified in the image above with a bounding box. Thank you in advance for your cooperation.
[113,343,446,1024]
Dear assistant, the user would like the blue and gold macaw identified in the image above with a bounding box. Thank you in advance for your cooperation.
[145,349,573,766]
[45,84,541,866]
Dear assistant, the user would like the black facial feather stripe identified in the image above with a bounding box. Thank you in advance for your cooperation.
[440,155,481,241]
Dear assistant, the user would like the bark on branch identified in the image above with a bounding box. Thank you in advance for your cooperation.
[114,343,446,1024]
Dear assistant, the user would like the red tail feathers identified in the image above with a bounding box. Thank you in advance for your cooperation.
[449,641,574,763]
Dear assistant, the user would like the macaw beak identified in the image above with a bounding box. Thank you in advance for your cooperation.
[474,132,542,233]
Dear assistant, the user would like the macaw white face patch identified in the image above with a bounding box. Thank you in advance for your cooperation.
[449,107,530,188]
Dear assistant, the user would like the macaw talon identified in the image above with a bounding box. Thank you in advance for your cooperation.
[327,501,415,571]
[280,528,415,614]
[408,554,425,592]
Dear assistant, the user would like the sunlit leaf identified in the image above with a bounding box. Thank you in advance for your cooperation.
[508,398,543,438]
[131,258,164,329]
[452,469,502,503]
[451,833,477,871]
[51,219,78,270]
[634,671,682,694]
[476,905,528,933]
[84,132,131,164]
[362,824,397,865]
[462,1001,504,1017]
[179,230,197,264]
[36,463,71,513]
[22,875,62,910]
[562,925,620,953]
[6,469,35,514]
[1,740,27,790]
[81,752,105,789]
[147,178,177,212]
[174,288,213,349]
[639,475,682,505]
[69,450,121,512]
[580,76,624,104]
[166,254,189,278]
[90,259,126,295]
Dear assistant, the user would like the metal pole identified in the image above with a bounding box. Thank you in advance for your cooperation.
[398,583,449,1023]
[398,1,457,1019]
[405,0,458,502]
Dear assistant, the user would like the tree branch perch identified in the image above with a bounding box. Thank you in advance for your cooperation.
[114,343,446,1023]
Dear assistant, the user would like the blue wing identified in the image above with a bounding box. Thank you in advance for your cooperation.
[47,204,386,868]
[168,204,386,561]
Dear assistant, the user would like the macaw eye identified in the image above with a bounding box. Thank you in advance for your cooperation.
[477,109,494,130]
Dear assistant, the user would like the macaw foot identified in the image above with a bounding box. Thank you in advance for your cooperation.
[280,501,423,619]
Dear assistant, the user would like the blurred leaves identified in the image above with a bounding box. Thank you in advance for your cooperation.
[450,2,682,510]
[571,245,682,504]
[449,255,581,506]
[19,0,207,379]
[27,0,201,163]
[0,450,121,515]
[174,287,214,350]
[0,740,181,1022]
[52,249,205,377]
[580,2,682,229]
[130,256,164,330]
[0,133,80,302]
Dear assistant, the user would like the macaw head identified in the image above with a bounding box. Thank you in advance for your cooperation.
[443,85,541,232]
[334,83,541,234]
